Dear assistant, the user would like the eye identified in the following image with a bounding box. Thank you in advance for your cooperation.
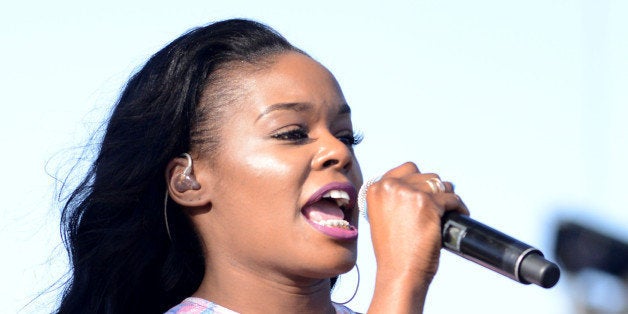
[271,126,311,144]
[337,131,364,146]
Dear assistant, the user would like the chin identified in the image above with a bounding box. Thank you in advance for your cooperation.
[319,250,358,278]
[335,259,357,275]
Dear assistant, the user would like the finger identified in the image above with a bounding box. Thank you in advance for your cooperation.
[379,172,455,196]
[418,175,454,194]
[442,181,454,193]
[410,177,452,194]
[381,162,421,179]
[454,195,470,215]
[433,193,470,216]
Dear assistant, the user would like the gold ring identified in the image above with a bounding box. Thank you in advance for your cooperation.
[426,177,446,194]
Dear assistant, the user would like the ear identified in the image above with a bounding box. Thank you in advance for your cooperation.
[165,153,212,207]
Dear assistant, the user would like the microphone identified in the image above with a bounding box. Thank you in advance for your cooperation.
[357,180,560,288]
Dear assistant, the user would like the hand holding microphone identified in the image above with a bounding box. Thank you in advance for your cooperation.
[363,162,470,313]
[359,162,560,290]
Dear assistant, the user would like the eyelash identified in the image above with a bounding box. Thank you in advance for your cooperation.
[271,128,310,144]
[343,131,364,146]
[271,127,363,146]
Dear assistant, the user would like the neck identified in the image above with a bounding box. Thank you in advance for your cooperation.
[193,260,337,314]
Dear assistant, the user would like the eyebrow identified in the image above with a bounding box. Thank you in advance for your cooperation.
[256,102,351,121]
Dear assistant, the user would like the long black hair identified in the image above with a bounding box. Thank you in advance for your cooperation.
[56,19,304,313]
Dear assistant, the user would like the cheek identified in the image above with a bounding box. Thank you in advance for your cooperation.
[214,142,310,213]
[241,153,297,180]
[218,132,303,178]
[208,147,312,256]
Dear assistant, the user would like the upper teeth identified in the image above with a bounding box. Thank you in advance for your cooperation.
[322,190,350,207]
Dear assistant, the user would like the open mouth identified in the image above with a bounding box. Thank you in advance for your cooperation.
[302,183,358,239]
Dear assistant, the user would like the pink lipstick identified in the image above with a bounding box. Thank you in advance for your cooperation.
[302,182,358,240]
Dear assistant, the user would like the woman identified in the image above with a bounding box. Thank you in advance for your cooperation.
[57,19,468,313]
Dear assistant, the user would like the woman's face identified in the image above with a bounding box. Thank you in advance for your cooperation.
[193,51,363,283]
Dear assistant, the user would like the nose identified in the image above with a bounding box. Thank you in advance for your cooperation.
[312,132,354,172]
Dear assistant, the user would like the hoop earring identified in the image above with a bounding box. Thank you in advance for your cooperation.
[336,264,360,305]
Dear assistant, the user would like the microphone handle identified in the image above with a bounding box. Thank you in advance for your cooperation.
[441,212,560,288]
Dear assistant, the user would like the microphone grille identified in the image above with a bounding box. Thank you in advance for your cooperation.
[357,176,381,222]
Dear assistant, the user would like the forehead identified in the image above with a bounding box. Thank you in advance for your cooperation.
[233,52,346,115]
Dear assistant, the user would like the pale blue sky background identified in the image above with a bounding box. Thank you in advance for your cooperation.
[1,1,627,313]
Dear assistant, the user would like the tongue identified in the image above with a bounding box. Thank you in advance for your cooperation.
[303,199,345,222]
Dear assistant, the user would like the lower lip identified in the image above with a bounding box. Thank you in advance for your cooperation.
[304,217,358,240]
